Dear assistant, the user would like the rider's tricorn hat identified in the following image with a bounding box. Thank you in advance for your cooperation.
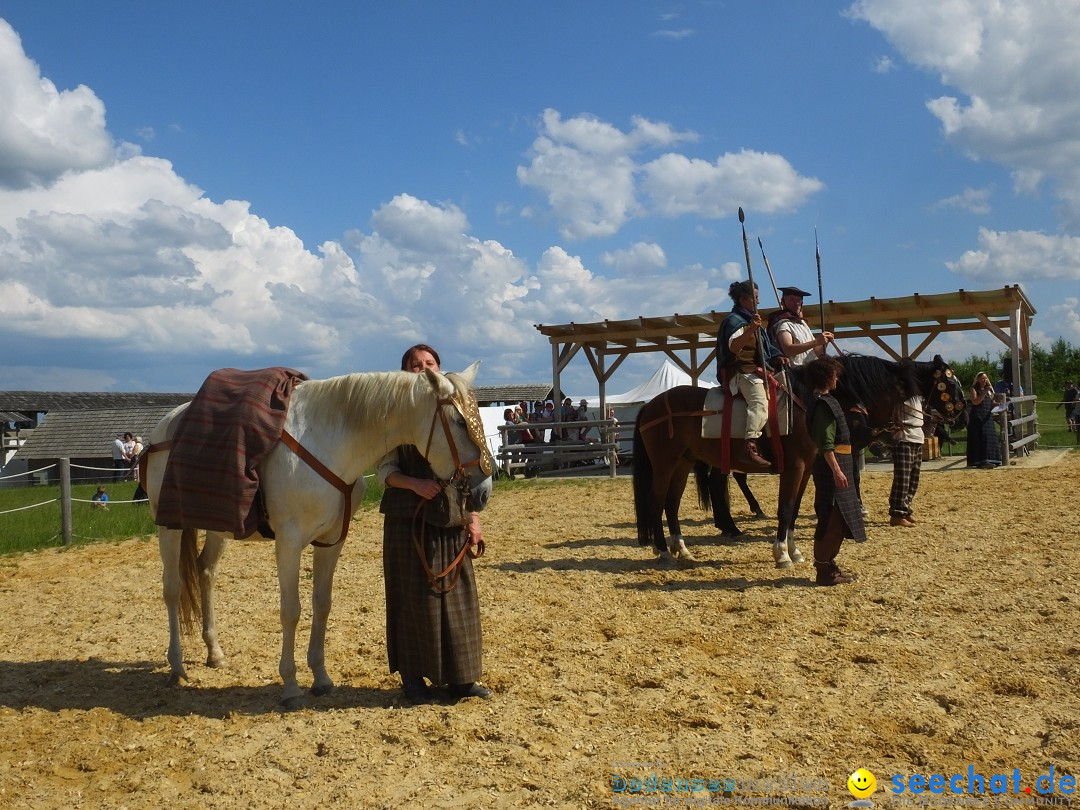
[778,285,812,297]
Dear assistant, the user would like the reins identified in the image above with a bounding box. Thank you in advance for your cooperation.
[410,490,485,595]
[411,394,488,594]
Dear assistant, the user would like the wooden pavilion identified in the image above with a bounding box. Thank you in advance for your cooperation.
[534,285,1039,458]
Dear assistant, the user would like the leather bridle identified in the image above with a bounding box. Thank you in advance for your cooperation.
[411,392,493,593]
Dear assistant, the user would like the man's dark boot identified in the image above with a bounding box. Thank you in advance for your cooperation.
[815,561,856,586]
[739,440,771,469]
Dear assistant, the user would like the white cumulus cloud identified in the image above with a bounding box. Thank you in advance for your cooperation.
[517,109,821,240]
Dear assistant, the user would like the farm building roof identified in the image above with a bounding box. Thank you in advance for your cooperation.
[0,392,192,413]
[13,407,183,461]
[473,383,554,405]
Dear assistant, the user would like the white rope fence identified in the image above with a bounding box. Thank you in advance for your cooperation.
[0,498,59,515]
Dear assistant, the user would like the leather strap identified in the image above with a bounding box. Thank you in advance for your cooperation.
[279,429,355,547]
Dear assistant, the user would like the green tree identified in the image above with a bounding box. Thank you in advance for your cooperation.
[947,338,1080,401]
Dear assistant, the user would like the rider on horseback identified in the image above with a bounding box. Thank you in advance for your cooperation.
[717,280,787,469]
[767,285,834,367]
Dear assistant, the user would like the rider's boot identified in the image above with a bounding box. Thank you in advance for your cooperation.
[739,439,771,470]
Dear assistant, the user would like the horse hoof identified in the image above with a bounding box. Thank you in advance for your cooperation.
[790,550,806,564]
[280,695,306,712]
[166,671,187,687]
[205,654,225,669]
[310,682,334,698]
[775,559,793,570]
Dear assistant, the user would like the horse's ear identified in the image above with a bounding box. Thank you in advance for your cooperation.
[459,360,481,387]
[933,354,945,366]
[422,367,448,394]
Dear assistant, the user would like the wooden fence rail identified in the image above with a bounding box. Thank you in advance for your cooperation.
[496,419,620,479]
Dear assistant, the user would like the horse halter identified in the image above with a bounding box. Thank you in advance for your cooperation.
[423,389,495,491]
[929,366,966,425]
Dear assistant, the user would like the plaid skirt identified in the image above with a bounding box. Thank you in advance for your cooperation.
[382,514,483,686]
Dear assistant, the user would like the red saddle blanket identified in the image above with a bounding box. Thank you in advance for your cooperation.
[155,367,309,538]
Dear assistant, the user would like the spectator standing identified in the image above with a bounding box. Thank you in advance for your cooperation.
[112,434,128,480]
[130,435,145,480]
[966,372,1002,468]
[889,396,925,527]
[1058,381,1078,432]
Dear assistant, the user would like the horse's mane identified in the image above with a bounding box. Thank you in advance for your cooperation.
[293,369,475,427]
[294,370,425,427]
[837,353,920,403]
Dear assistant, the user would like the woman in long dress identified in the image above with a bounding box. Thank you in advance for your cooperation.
[966,371,1002,468]
[377,344,491,704]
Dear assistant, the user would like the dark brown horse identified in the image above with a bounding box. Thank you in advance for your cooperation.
[632,364,818,566]
[633,354,969,566]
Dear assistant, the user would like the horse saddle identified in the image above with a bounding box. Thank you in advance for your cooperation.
[701,375,793,440]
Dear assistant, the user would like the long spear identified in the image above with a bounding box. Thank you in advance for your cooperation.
[738,207,764,365]
[757,237,782,308]
[815,228,842,356]
[815,227,825,333]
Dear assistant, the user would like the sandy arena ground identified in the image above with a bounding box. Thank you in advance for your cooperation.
[1,451,1077,809]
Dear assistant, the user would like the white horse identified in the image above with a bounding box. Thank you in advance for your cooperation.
[145,364,494,709]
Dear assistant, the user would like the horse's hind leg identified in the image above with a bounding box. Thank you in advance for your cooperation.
[307,541,345,697]
[199,532,227,669]
[664,460,696,561]
[707,468,746,540]
[734,473,766,518]
[774,466,811,568]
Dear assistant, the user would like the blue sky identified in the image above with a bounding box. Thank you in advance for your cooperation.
[1,1,1078,395]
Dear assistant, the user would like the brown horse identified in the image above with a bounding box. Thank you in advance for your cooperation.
[632,364,818,567]
[633,354,969,567]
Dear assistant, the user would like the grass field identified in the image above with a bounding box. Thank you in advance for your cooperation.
[0,475,399,556]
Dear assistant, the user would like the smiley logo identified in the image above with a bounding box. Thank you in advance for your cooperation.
[848,768,877,799]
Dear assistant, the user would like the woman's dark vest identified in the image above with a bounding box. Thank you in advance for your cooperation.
[379,445,433,519]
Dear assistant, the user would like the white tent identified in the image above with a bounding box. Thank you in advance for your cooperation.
[569,361,716,457]
[608,360,715,404]
[573,360,715,408]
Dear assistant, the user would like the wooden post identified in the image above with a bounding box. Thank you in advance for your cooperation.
[59,457,73,546]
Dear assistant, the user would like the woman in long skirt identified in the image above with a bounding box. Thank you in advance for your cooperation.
[966,372,1002,468]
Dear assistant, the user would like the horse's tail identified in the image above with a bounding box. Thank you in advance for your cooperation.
[693,460,712,512]
[631,414,658,550]
[177,528,201,635]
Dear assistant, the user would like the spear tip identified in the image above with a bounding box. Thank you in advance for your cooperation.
[738,207,745,223]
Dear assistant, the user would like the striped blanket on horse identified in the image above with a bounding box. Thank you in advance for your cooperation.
[154,367,308,538]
